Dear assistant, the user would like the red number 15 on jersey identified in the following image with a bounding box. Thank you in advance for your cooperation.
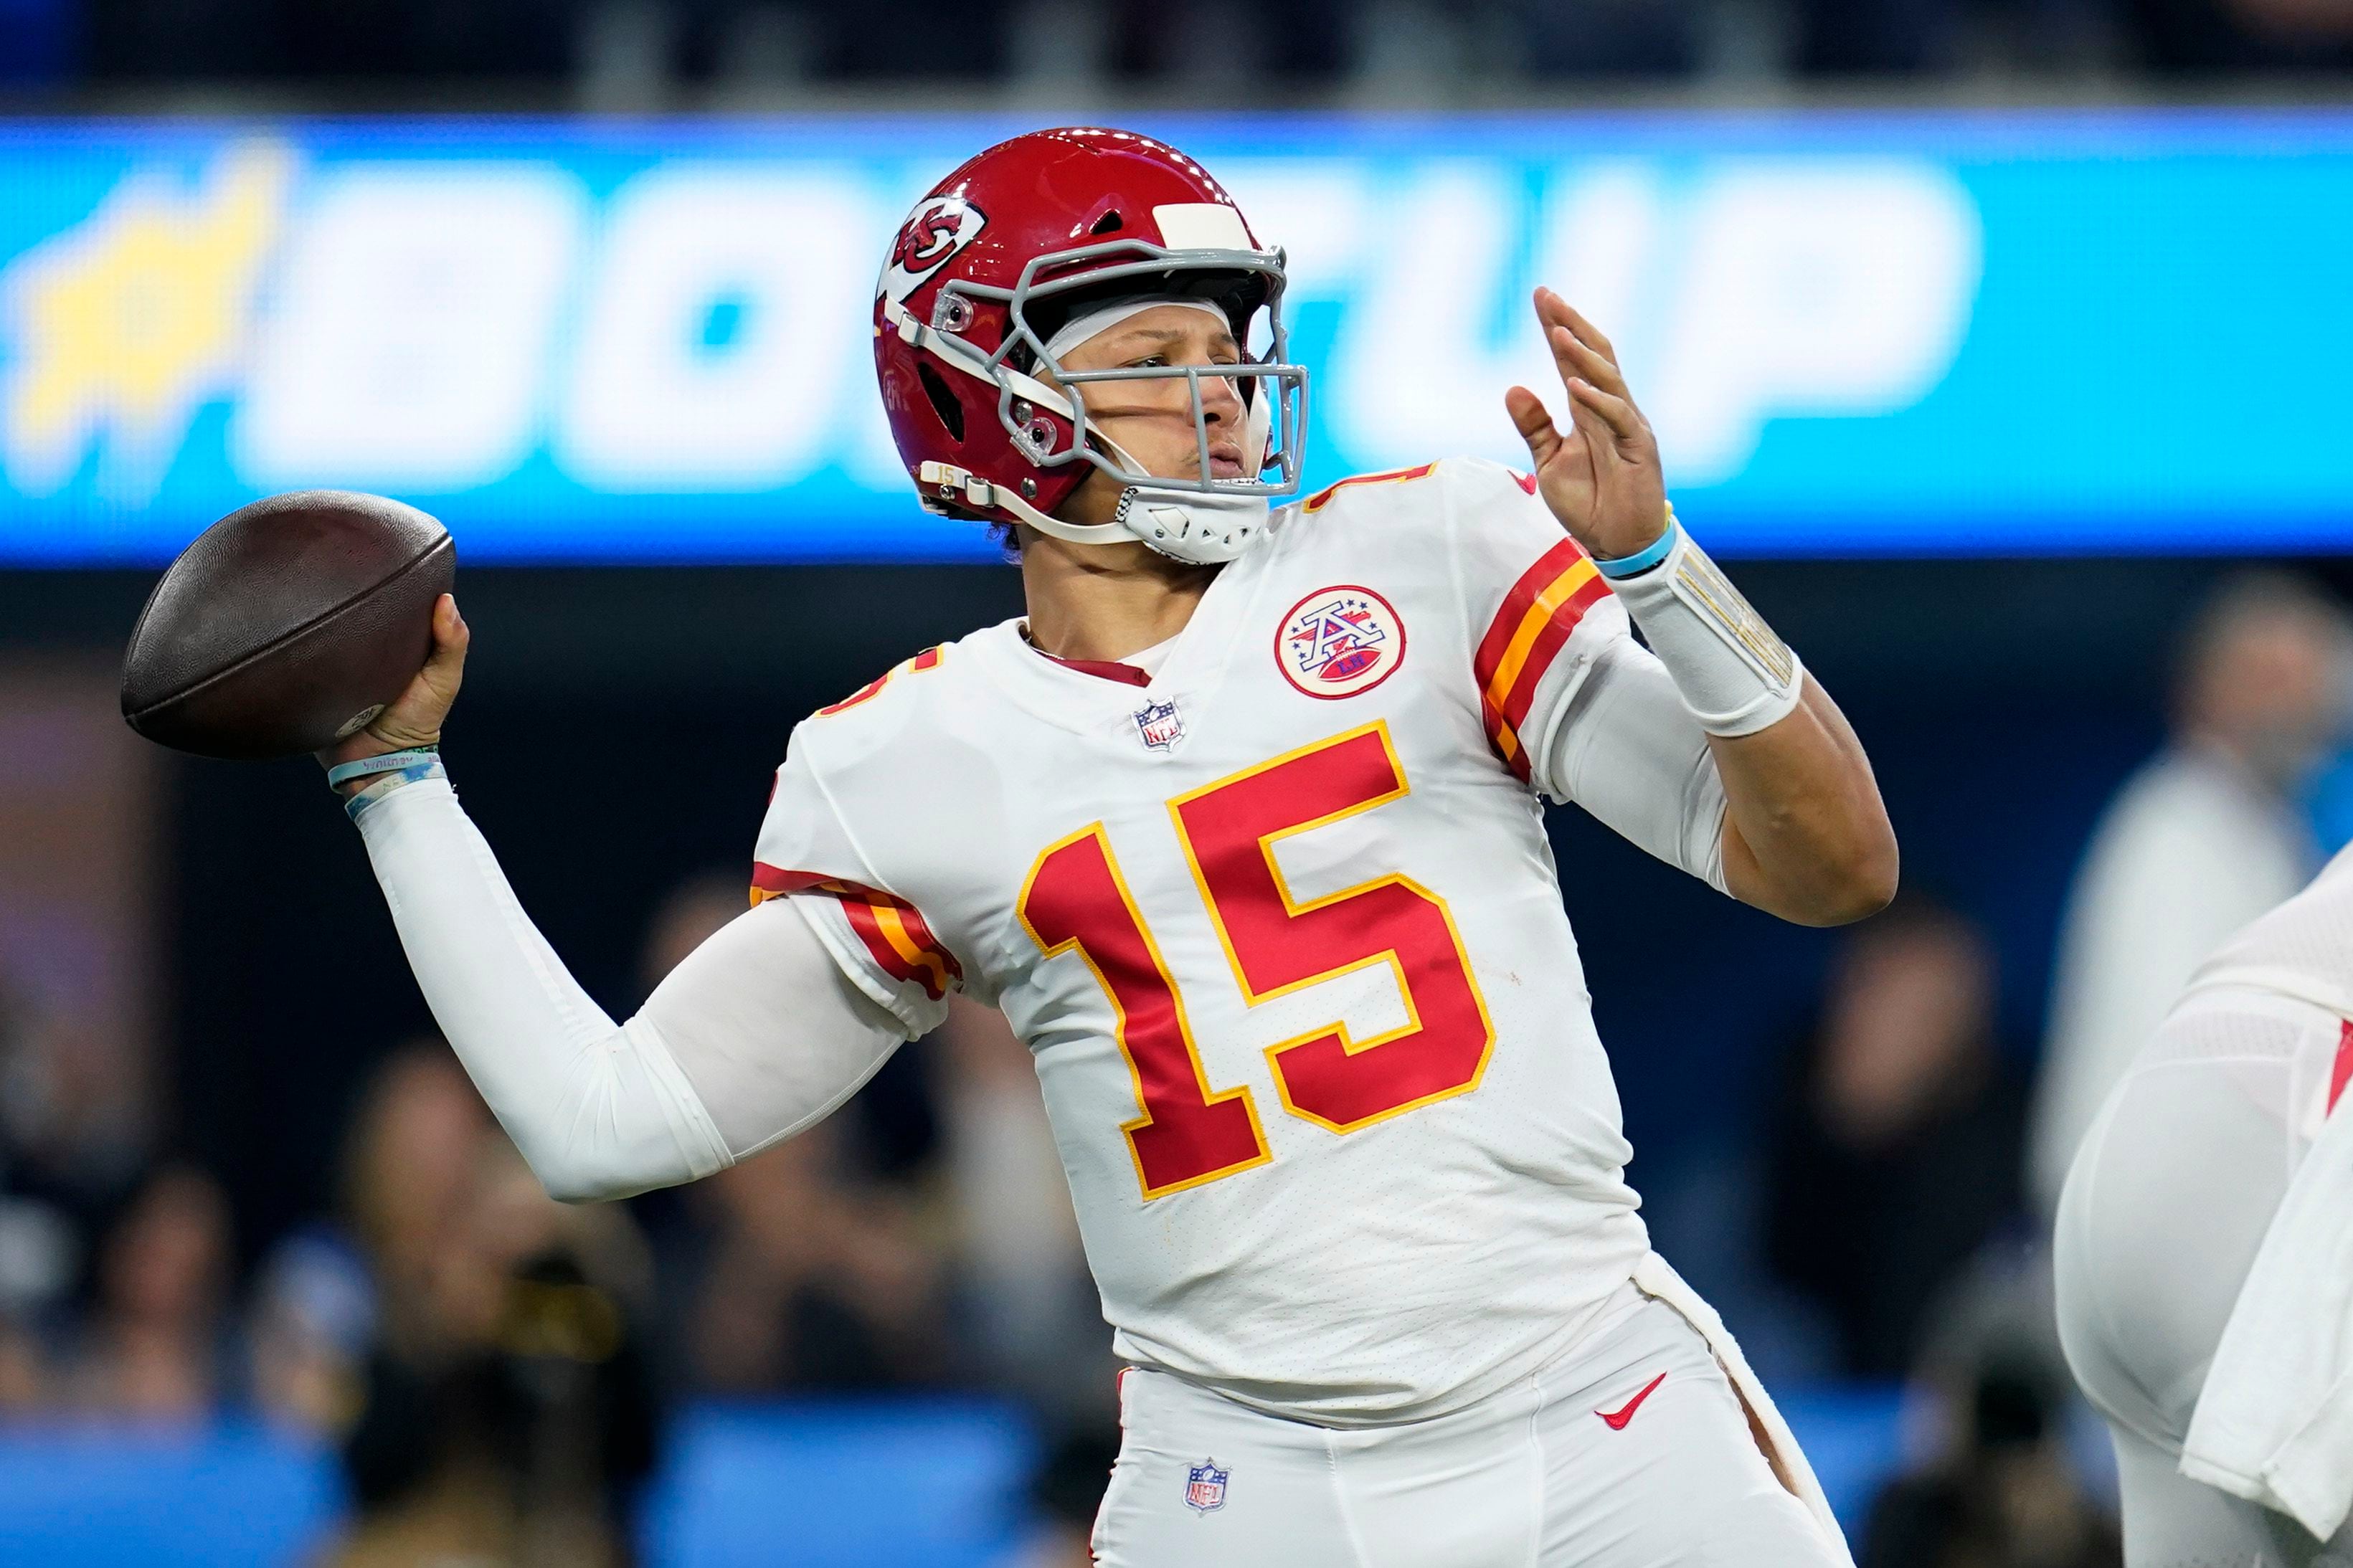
[1017,721,1496,1199]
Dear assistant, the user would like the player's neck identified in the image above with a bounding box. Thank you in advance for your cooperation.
[1016,531,1219,665]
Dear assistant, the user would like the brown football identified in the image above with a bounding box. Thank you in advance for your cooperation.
[120,490,455,761]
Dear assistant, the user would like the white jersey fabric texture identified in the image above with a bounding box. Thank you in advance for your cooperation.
[752,457,1732,1426]
[2055,842,2353,1564]
[1093,1281,1847,1568]
[2031,747,2316,1216]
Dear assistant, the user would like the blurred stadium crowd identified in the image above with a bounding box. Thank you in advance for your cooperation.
[3,565,2352,1566]
[2,0,2352,96]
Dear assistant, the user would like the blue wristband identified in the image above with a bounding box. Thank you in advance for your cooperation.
[326,746,439,789]
[1593,513,1682,581]
[341,756,447,823]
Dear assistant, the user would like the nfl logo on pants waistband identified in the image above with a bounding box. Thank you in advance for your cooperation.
[1185,1459,1229,1513]
[1134,699,1185,751]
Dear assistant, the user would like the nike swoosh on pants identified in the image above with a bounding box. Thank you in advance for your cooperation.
[1595,1371,1668,1430]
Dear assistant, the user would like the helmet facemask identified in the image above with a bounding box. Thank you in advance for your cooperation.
[940,236,1309,563]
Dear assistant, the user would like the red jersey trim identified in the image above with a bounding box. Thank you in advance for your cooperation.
[816,646,944,716]
[1302,462,1439,514]
[1042,653,1151,687]
[1472,539,1609,781]
[748,861,961,1000]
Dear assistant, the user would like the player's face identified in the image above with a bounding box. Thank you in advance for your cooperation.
[1056,305,1249,485]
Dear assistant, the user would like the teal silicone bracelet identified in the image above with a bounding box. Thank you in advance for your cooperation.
[1594,515,1681,581]
[326,746,439,789]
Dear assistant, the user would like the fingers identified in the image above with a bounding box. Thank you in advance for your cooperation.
[428,594,469,658]
[1504,385,1567,467]
[418,594,468,701]
[1535,287,1617,364]
[1567,376,1644,450]
[1534,289,1631,404]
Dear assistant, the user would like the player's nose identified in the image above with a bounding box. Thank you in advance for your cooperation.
[1198,367,1244,424]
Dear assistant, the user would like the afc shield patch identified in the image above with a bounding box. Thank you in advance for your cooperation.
[1277,584,1406,700]
[1133,698,1185,752]
[1185,1459,1230,1514]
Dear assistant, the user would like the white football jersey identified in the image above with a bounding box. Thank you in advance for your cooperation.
[753,456,1706,1425]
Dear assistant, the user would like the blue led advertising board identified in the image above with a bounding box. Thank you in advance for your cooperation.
[0,113,2348,564]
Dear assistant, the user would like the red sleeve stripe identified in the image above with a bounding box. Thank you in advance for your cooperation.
[816,675,889,716]
[750,863,833,901]
[748,862,960,999]
[1472,541,1610,776]
[841,899,958,1000]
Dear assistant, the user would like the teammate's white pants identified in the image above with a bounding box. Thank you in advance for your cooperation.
[2053,994,2353,1567]
[1092,1285,1844,1567]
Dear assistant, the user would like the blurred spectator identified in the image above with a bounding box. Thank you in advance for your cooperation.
[1861,1355,2120,1567]
[631,869,958,1400]
[326,1144,658,1568]
[1008,1420,1123,1568]
[249,1042,498,1432]
[58,1164,235,1422]
[2028,573,2350,1217]
[0,1313,42,1410]
[1765,898,2027,1378]
[1861,1261,2118,1568]
[680,1121,955,1394]
[935,993,1112,1426]
[0,974,149,1324]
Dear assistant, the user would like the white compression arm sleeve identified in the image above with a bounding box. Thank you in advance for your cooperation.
[355,777,906,1202]
[1540,636,1730,893]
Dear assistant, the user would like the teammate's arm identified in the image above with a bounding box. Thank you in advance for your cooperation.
[1507,288,1897,927]
[321,597,909,1202]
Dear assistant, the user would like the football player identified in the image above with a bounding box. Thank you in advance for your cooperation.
[323,128,1895,1565]
[2057,842,2353,1564]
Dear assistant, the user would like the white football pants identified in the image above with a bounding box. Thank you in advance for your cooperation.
[2053,992,2353,1567]
[1092,1286,1845,1568]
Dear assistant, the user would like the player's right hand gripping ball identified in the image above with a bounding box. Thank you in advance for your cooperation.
[120,490,455,761]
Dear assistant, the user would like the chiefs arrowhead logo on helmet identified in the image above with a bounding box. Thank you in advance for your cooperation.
[880,194,988,306]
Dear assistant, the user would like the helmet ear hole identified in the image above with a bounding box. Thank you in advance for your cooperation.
[917,361,965,442]
[1089,209,1123,236]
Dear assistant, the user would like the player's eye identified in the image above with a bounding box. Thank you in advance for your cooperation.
[1129,354,1169,369]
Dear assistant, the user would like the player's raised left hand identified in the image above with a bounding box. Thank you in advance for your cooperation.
[1505,290,1668,562]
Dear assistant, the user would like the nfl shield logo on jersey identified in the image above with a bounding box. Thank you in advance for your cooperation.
[1134,698,1185,751]
[1277,585,1406,699]
[1185,1459,1230,1514]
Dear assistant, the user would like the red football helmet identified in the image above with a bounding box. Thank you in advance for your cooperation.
[874,126,1307,563]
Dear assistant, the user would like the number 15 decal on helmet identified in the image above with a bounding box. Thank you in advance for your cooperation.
[872,127,1309,565]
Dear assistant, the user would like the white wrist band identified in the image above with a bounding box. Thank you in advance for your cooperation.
[1605,524,1802,737]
